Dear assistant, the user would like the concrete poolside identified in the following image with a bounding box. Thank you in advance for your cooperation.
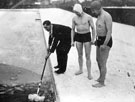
[40,8,135,102]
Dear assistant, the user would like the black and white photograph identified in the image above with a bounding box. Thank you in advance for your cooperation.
[0,0,135,102]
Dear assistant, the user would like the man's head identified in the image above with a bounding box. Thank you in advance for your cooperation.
[90,0,102,16]
[73,3,83,16]
[43,20,51,32]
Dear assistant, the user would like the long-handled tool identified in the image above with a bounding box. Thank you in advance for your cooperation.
[28,54,50,102]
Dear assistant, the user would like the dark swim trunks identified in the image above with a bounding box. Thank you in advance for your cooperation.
[96,36,113,48]
[74,32,91,43]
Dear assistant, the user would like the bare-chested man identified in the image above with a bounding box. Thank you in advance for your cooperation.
[90,1,113,88]
[71,3,95,80]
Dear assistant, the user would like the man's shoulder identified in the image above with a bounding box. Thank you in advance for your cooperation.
[104,10,112,19]
[102,10,112,24]
[73,15,78,20]
[53,24,67,27]
[84,13,92,20]
[53,24,71,30]
[84,13,92,17]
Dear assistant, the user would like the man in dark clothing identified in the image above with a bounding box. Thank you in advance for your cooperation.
[43,20,71,74]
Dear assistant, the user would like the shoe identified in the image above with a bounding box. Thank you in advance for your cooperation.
[54,65,59,69]
[55,70,65,74]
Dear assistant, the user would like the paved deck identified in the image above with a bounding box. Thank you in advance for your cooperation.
[40,8,135,102]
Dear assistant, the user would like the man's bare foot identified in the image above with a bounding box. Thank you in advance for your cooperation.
[75,70,83,75]
[96,78,101,82]
[92,83,105,88]
[87,76,93,80]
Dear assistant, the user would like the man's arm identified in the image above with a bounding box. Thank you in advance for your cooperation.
[89,16,96,43]
[104,13,112,45]
[46,37,58,60]
[46,35,53,59]
[48,35,53,51]
[49,35,59,53]
[71,18,76,46]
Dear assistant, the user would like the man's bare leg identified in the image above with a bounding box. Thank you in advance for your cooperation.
[95,47,102,81]
[93,46,110,88]
[75,42,83,75]
[84,42,92,80]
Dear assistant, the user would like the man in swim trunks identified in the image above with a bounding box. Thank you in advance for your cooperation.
[90,0,113,88]
[71,3,96,80]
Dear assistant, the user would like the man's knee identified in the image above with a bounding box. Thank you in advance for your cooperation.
[78,50,83,57]
[100,60,107,69]
[96,56,100,63]
[86,55,90,60]
[78,53,83,60]
[78,54,83,58]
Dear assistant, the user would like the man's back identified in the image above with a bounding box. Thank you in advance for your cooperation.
[52,24,71,43]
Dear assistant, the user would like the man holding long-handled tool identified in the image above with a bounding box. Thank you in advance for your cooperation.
[43,20,71,74]
[28,20,71,101]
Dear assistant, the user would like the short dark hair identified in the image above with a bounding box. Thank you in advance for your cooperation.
[43,20,51,26]
[90,0,102,10]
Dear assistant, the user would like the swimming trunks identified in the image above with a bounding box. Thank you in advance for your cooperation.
[96,36,113,48]
[74,32,91,43]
